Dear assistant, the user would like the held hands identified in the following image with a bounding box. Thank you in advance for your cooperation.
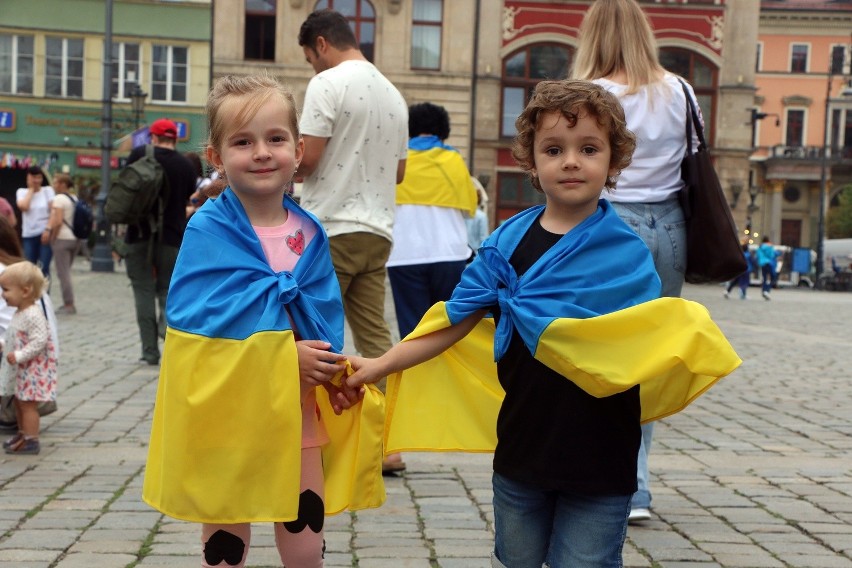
[296,339,364,415]
[345,355,386,388]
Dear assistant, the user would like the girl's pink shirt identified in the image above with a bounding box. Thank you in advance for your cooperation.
[254,212,327,449]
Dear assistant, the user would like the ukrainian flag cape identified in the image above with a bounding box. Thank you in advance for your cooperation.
[385,201,741,453]
[142,189,385,524]
[395,135,477,215]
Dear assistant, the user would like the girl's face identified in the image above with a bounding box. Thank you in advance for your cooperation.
[207,97,304,206]
[531,110,615,222]
[1,279,29,309]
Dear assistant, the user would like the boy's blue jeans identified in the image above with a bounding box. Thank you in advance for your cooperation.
[491,472,630,568]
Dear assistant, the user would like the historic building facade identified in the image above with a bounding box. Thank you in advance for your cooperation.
[750,1,852,250]
[0,0,211,200]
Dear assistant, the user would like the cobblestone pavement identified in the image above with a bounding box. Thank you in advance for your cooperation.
[0,260,850,567]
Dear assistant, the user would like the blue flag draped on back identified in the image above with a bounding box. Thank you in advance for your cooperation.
[142,188,385,524]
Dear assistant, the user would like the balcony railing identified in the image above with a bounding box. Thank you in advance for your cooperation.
[769,145,852,160]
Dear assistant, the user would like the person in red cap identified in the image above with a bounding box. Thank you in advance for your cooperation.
[121,118,196,365]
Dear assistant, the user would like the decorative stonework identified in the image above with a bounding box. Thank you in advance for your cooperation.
[289,0,303,8]
[503,6,520,41]
[782,95,813,107]
[388,0,401,15]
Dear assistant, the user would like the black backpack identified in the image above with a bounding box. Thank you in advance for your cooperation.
[63,195,94,240]
[105,145,168,231]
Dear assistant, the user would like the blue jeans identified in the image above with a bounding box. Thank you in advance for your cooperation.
[22,236,53,279]
[761,264,773,293]
[492,473,631,568]
[610,199,686,511]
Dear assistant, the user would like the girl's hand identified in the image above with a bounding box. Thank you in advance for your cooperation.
[296,340,347,386]
[346,355,386,388]
[6,352,16,365]
[322,381,365,415]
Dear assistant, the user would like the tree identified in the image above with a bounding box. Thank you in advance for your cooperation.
[827,184,852,239]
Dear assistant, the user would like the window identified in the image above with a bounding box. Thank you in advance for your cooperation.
[411,0,442,70]
[830,44,847,75]
[790,44,808,73]
[245,0,276,61]
[46,37,83,98]
[111,42,141,100]
[500,43,572,137]
[496,172,545,223]
[314,0,376,62]
[151,45,187,103]
[0,33,34,95]
[785,109,804,147]
[659,48,718,144]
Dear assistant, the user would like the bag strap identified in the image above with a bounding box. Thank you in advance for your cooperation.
[62,194,77,233]
[677,78,706,154]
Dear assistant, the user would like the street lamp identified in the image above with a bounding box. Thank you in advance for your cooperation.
[129,83,147,130]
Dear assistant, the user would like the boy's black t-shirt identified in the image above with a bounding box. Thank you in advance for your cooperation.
[491,217,641,495]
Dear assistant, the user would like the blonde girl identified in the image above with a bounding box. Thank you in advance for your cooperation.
[142,74,380,568]
[0,261,58,455]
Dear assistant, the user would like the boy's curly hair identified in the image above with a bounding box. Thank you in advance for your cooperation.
[512,80,636,192]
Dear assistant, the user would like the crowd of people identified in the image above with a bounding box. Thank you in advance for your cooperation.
[2,2,747,567]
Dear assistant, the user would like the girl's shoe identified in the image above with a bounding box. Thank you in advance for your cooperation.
[5,436,40,455]
[3,432,23,450]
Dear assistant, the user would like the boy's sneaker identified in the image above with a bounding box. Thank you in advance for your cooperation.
[628,507,651,524]
[5,436,39,455]
[723,291,730,299]
[762,291,771,300]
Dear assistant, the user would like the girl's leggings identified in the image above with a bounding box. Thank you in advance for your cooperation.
[201,446,325,567]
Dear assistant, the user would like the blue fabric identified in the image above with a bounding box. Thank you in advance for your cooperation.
[445,200,662,362]
[407,134,458,153]
[166,188,344,349]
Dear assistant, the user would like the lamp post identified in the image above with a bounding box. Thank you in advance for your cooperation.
[129,83,147,130]
[92,0,114,273]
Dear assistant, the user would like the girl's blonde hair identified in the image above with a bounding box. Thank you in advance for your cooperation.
[1,261,48,299]
[205,73,300,197]
[571,0,665,94]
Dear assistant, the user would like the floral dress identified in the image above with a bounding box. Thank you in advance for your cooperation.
[0,303,58,401]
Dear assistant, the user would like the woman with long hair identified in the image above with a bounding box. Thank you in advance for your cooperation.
[572,0,702,524]
[16,166,55,279]
[47,173,79,314]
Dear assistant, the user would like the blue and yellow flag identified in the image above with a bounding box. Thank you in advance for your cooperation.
[396,135,477,215]
[384,201,741,453]
[142,189,385,524]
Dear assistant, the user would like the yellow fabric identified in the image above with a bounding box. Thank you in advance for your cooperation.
[385,298,741,454]
[395,147,477,216]
[143,329,386,523]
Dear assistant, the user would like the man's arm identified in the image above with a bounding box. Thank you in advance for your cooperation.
[396,158,407,184]
[297,135,329,179]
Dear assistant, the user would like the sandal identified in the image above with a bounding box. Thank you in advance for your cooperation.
[5,436,40,455]
[3,432,22,450]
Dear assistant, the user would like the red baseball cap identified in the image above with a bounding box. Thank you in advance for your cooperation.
[150,118,178,139]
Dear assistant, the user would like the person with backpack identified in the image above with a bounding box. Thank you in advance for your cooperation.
[47,173,85,315]
[120,118,196,365]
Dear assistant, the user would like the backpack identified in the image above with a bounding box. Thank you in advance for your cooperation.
[63,195,94,240]
[105,144,167,228]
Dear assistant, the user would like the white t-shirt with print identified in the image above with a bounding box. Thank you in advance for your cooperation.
[299,60,408,242]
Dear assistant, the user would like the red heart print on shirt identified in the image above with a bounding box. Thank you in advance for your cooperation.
[287,229,304,255]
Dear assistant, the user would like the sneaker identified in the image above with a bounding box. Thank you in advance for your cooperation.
[3,432,22,450]
[55,305,77,315]
[5,436,39,455]
[628,507,651,524]
[762,291,771,300]
[723,291,730,299]
[0,419,18,433]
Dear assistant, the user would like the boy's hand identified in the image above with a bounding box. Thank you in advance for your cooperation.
[345,355,386,388]
[296,340,347,386]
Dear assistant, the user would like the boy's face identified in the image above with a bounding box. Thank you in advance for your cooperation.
[531,110,616,221]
